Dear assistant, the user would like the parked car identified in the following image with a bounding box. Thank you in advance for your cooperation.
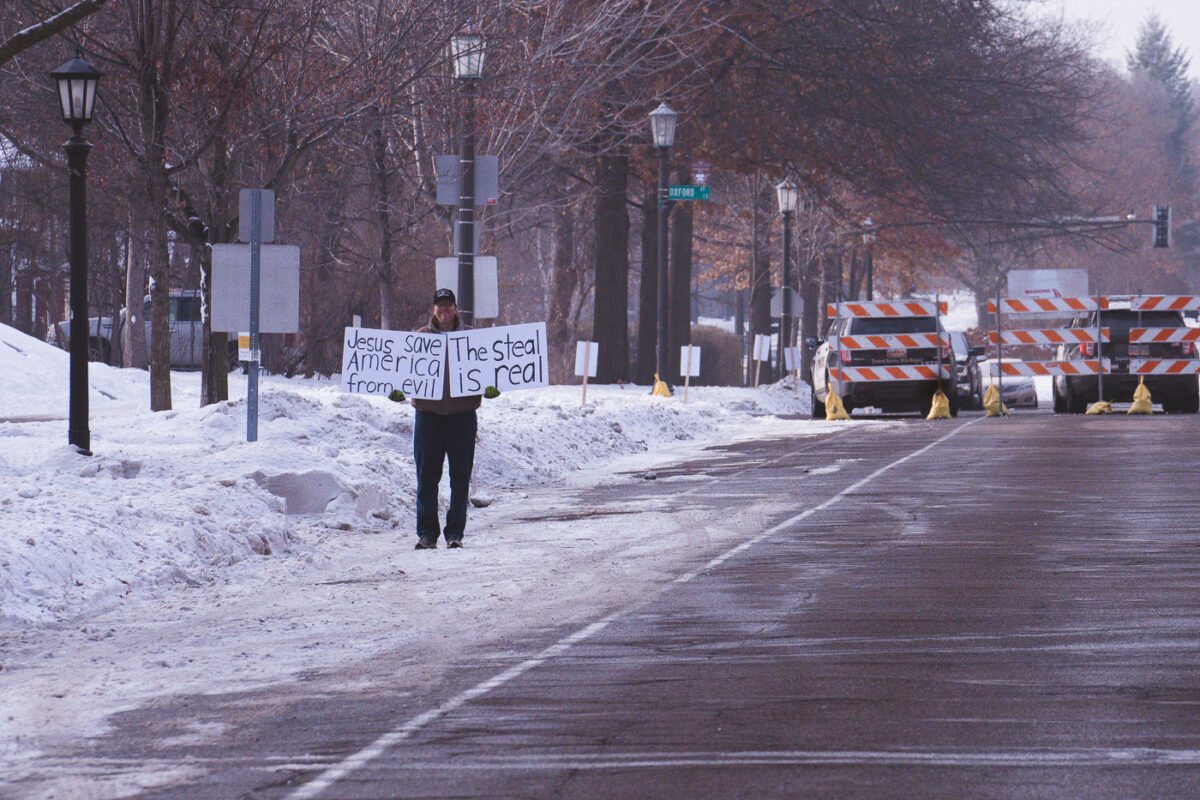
[811,313,959,417]
[979,359,1038,408]
[56,289,232,369]
[1051,305,1198,413]
[948,330,985,410]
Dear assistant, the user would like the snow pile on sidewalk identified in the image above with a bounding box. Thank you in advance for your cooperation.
[0,321,811,627]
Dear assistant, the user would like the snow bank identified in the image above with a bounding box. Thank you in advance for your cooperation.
[1,322,812,626]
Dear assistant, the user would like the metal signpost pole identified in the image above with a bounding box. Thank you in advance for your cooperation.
[247,191,261,443]
[458,82,476,326]
[656,146,671,390]
[1095,284,1103,403]
[996,289,1003,402]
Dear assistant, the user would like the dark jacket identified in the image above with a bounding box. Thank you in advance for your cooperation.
[411,315,483,415]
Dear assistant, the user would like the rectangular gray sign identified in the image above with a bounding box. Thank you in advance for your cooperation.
[237,189,275,243]
[435,155,499,206]
[211,243,300,333]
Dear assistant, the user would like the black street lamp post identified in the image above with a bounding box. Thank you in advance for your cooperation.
[51,52,101,456]
[451,24,486,326]
[649,102,677,390]
[776,179,799,375]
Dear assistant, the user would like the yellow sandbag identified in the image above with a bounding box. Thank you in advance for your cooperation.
[926,388,952,420]
[1127,377,1152,414]
[652,374,672,397]
[982,384,1009,417]
[1085,400,1112,415]
[824,384,851,420]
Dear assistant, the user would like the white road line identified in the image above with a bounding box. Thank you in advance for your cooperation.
[365,747,1200,769]
[286,418,980,799]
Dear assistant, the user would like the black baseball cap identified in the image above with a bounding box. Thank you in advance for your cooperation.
[434,288,456,305]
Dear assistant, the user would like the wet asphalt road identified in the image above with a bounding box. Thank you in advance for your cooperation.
[32,410,1200,798]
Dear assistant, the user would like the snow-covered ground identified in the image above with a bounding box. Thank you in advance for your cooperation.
[2,321,859,796]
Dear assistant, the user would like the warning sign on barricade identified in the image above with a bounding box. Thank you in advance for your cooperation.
[988,359,1108,378]
[1129,295,1200,312]
[831,364,952,382]
[988,328,1108,346]
[827,300,947,318]
[987,296,1107,314]
[837,333,948,350]
[1130,359,1200,375]
[1129,328,1200,344]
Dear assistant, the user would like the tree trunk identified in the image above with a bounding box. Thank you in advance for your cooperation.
[0,244,12,326]
[373,106,397,330]
[122,228,148,368]
[15,267,32,334]
[635,197,657,385]
[749,194,772,385]
[199,241,230,406]
[668,199,693,381]
[147,169,172,412]
[800,251,821,384]
[546,203,577,383]
[592,151,630,382]
[818,251,843,339]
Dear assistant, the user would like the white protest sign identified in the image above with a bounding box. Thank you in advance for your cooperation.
[446,322,549,397]
[680,345,701,377]
[753,334,771,362]
[340,327,444,400]
[784,346,799,372]
[575,341,598,377]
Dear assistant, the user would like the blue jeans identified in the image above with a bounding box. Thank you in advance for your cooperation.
[414,410,477,543]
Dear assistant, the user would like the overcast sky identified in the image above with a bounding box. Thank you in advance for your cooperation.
[1049,0,1200,80]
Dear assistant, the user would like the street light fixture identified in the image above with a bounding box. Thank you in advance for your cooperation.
[861,217,876,300]
[51,51,101,456]
[451,24,486,325]
[776,179,799,379]
[649,102,677,390]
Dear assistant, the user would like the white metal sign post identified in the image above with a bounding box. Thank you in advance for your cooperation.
[680,344,701,403]
[575,340,598,406]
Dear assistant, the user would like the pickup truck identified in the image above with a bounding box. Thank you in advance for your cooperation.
[57,289,223,368]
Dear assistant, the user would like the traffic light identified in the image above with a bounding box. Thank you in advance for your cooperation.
[1153,204,1171,248]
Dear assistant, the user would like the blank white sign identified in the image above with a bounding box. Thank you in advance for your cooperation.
[575,341,598,377]
[680,345,702,377]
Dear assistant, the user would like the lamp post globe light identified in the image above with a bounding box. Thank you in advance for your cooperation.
[451,24,486,325]
[51,51,101,456]
[862,217,876,300]
[776,179,799,376]
[649,102,677,391]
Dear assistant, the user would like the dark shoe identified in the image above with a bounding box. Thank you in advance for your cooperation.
[415,539,438,550]
[446,540,463,549]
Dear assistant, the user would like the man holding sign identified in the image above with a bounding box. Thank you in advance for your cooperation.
[412,289,484,550]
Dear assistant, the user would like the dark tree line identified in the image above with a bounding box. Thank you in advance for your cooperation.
[3,0,1191,404]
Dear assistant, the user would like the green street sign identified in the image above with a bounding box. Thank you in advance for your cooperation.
[668,185,710,201]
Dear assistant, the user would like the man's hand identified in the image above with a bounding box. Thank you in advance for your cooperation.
[484,386,501,399]
[388,389,406,402]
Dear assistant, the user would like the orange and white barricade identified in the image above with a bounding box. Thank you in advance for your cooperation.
[1130,295,1200,312]
[1129,327,1200,344]
[832,364,952,383]
[988,359,1109,378]
[1130,359,1200,375]
[987,296,1107,314]
[826,299,951,387]
[838,332,948,350]
[828,300,947,319]
[988,328,1108,346]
